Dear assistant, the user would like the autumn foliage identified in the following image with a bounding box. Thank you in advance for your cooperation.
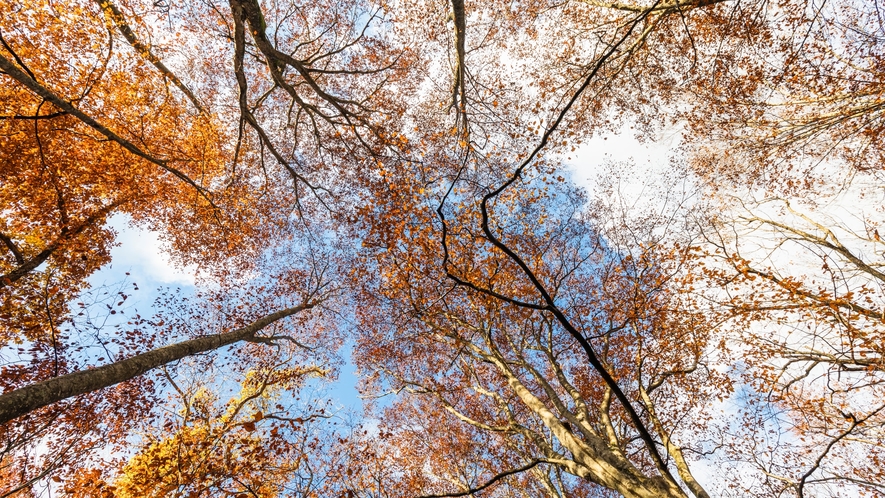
[1,0,884,496]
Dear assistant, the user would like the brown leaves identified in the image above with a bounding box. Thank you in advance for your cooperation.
[2,0,884,496]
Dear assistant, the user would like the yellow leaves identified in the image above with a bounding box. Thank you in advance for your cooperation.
[116,368,308,498]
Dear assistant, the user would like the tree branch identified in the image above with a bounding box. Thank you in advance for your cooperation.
[418,460,546,498]
[0,302,319,425]
[94,0,205,113]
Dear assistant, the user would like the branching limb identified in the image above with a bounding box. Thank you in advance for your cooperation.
[0,232,24,265]
[418,460,547,498]
[0,298,324,425]
[94,0,205,113]
[797,404,885,498]
[0,199,127,289]
[0,54,216,207]
[246,334,315,350]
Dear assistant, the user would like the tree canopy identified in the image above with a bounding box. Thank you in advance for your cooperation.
[1,0,884,496]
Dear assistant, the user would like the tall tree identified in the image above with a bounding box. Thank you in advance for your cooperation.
[346,0,885,496]
[0,0,402,491]
[3,0,885,495]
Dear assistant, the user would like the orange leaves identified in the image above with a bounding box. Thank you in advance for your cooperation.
[2,0,883,495]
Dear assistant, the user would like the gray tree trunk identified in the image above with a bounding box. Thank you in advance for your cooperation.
[0,304,312,425]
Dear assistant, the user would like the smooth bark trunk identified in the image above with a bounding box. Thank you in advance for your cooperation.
[0,304,311,425]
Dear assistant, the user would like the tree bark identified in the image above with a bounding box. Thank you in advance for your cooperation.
[0,304,313,425]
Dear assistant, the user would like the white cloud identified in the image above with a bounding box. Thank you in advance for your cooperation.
[568,125,682,187]
[97,214,196,288]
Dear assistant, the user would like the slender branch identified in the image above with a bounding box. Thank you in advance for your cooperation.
[94,0,205,113]
[418,460,546,498]
[797,405,885,498]
[0,111,67,120]
[0,232,24,265]
[0,200,126,289]
[578,0,726,13]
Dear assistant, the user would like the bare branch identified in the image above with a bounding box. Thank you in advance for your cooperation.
[418,460,546,498]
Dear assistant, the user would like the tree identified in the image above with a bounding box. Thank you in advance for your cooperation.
[345,0,885,496]
[673,1,885,494]
[342,1,735,496]
[4,0,885,495]
[694,194,885,496]
[1,0,401,491]
[352,152,731,497]
[683,0,885,193]
[113,361,330,497]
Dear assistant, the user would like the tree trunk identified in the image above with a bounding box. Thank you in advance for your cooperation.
[0,304,312,425]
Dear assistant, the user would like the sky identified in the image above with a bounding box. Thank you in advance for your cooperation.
[89,124,681,418]
[90,214,366,411]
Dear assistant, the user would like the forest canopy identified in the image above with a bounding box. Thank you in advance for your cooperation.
[1,0,884,496]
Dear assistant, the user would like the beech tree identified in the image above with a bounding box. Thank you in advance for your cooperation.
[679,2,885,494]
[345,0,885,496]
[693,194,885,496]
[354,176,724,497]
[2,0,884,496]
[1,0,399,491]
